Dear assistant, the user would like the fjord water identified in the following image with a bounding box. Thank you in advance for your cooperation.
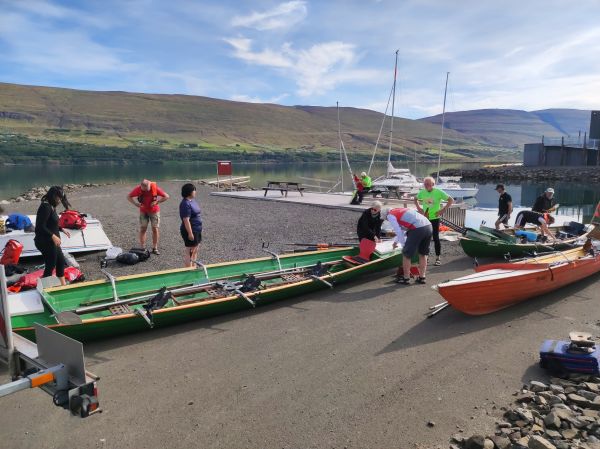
[0,162,597,220]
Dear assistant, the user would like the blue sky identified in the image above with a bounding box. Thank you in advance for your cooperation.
[1,0,599,118]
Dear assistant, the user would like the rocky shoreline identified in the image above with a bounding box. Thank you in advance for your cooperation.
[454,374,600,449]
[0,183,113,205]
[438,167,600,184]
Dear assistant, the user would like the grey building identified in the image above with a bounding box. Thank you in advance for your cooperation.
[523,111,600,166]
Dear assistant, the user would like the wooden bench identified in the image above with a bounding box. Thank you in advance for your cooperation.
[262,181,305,197]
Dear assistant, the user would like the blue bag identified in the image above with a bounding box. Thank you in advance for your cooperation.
[6,213,33,231]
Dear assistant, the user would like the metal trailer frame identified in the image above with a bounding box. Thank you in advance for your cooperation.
[0,265,100,417]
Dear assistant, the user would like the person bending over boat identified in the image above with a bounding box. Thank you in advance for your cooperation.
[357,201,383,243]
[514,210,556,240]
[34,186,71,286]
[532,188,558,213]
[381,207,432,285]
[127,179,170,255]
[179,183,203,268]
[415,177,454,266]
[495,184,513,230]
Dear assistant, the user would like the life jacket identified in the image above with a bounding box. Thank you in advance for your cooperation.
[0,239,24,265]
[8,267,83,292]
[138,182,158,205]
[6,213,33,231]
[388,208,417,230]
[58,210,87,230]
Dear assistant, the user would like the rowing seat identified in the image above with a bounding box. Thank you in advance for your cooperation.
[342,239,376,266]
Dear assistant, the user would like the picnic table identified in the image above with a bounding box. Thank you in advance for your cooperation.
[262,181,305,197]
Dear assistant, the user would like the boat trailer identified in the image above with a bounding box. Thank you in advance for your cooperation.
[0,266,100,417]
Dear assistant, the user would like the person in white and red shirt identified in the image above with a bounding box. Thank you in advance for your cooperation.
[381,207,433,285]
[127,179,169,255]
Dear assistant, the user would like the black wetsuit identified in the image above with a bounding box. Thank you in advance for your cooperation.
[34,202,65,278]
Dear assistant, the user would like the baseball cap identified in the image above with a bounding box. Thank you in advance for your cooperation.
[545,188,555,194]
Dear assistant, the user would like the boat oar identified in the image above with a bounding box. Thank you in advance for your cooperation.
[427,302,449,318]
[73,261,342,316]
[284,242,359,248]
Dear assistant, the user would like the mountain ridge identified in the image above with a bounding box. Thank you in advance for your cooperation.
[0,82,592,163]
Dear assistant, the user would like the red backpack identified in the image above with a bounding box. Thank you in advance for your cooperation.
[59,210,87,230]
[0,239,24,265]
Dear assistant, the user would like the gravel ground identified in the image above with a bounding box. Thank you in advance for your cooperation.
[5,181,463,281]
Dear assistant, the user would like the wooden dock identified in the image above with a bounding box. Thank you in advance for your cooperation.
[210,190,468,225]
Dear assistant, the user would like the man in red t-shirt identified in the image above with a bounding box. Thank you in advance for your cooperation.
[127,179,170,255]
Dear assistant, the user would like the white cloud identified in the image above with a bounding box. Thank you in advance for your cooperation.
[223,37,293,68]
[232,1,307,31]
[230,93,290,104]
[0,12,134,74]
[224,38,386,97]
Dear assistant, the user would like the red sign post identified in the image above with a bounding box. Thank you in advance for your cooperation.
[216,161,232,190]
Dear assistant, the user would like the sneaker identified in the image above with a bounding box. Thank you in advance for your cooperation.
[416,276,426,284]
[152,248,160,255]
[434,257,441,266]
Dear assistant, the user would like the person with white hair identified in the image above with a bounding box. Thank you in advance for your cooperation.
[532,187,558,213]
[360,171,372,196]
[415,176,453,266]
[356,201,383,243]
[380,206,433,285]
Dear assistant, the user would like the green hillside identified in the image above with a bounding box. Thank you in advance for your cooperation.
[1,82,586,164]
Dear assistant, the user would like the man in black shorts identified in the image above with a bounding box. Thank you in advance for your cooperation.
[514,210,555,240]
[495,184,513,230]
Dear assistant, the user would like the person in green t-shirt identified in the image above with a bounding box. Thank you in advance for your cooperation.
[415,176,454,265]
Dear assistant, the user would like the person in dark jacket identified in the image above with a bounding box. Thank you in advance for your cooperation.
[357,201,383,242]
[34,186,71,285]
[532,188,558,213]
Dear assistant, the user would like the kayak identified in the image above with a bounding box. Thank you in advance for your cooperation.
[434,244,600,315]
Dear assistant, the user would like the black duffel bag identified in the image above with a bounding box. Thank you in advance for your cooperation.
[129,248,150,262]
[116,252,140,265]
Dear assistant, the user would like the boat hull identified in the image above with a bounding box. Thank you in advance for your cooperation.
[12,248,402,342]
[459,237,574,258]
[437,250,600,315]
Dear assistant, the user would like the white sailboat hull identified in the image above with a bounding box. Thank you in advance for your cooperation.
[438,185,479,199]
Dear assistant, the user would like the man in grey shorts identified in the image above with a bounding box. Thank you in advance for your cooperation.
[127,179,170,255]
[381,207,433,285]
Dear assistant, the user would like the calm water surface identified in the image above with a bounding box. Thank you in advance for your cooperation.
[1,161,597,220]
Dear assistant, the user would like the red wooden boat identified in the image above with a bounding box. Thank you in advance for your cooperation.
[434,245,600,315]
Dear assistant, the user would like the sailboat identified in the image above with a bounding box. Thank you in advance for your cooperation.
[433,72,479,199]
[369,51,421,195]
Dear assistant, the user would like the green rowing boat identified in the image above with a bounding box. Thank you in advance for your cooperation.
[11,246,402,342]
[459,224,585,258]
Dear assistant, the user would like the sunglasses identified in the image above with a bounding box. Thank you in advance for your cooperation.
[371,208,380,212]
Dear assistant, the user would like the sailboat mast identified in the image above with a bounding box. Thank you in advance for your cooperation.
[436,72,449,183]
[337,102,356,190]
[337,101,344,192]
[387,50,399,173]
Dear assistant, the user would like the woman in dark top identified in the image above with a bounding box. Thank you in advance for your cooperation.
[357,201,383,242]
[179,183,202,267]
[34,186,71,285]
